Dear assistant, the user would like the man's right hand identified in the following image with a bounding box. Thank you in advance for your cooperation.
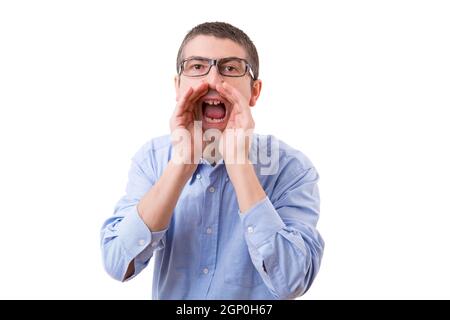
[169,82,208,170]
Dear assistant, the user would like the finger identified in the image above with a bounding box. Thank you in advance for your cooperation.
[223,82,249,113]
[186,82,209,111]
[216,82,247,114]
[184,83,209,112]
[174,87,194,116]
[175,83,208,116]
[215,84,238,116]
[217,82,250,114]
[215,82,235,103]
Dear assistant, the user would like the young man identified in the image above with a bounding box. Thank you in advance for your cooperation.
[101,22,324,299]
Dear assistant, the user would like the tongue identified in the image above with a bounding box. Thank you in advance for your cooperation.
[204,104,226,119]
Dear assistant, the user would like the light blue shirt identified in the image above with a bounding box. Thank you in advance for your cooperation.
[100,134,324,299]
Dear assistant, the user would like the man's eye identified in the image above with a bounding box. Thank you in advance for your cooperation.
[224,66,236,71]
[192,64,205,70]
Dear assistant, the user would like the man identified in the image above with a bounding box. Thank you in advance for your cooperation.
[100,22,324,300]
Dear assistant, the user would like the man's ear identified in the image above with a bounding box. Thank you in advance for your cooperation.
[249,79,262,107]
[174,75,180,101]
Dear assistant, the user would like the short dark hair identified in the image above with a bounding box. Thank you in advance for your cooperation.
[176,22,259,80]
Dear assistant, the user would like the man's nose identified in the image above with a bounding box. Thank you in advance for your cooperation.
[204,65,224,86]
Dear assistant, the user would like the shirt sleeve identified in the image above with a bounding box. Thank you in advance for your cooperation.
[239,167,324,299]
[100,143,167,282]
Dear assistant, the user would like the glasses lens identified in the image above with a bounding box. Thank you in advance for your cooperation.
[183,59,211,76]
[218,58,246,77]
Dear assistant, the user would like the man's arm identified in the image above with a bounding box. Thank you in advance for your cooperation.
[101,83,207,282]
[235,165,324,299]
[101,154,196,282]
[226,162,267,212]
[216,82,324,299]
[122,161,195,279]
[137,160,195,231]
[140,81,208,231]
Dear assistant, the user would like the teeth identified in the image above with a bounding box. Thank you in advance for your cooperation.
[202,100,226,124]
[204,100,222,105]
[205,116,225,123]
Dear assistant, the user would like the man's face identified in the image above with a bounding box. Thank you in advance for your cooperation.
[175,35,262,132]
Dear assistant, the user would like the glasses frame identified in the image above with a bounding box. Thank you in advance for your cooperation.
[178,56,256,80]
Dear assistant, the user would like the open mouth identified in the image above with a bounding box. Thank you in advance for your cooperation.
[201,98,227,124]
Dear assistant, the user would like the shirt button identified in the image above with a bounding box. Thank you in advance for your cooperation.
[138,239,146,246]
[203,268,209,274]
[196,174,201,179]
[225,177,229,182]
[209,186,215,193]
[206,227,212,234]
[247,226,254,234]
[151,241,158,247]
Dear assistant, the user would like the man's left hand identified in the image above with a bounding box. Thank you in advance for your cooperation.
[216,82,255,167]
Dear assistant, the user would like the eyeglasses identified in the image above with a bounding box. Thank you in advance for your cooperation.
[178,56,256,80]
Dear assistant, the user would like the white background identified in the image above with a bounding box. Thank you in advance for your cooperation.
[1,0,449,299]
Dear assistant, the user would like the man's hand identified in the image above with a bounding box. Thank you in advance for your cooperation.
[170,82,208,171]
[216,82,255,166]
[216,82,266,213]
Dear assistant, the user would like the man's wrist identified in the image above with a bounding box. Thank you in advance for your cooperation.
[226,162,266,213]
[225,159,252,180]
[168,160,197,181]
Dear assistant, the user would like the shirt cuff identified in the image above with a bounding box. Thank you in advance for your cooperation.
[116,206,167,259]
[238,196,285,249]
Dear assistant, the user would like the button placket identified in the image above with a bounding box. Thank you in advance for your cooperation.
[199,170,221,284]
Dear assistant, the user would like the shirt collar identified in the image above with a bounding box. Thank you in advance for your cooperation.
[187,134,258,185]
[188,157,226,185]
